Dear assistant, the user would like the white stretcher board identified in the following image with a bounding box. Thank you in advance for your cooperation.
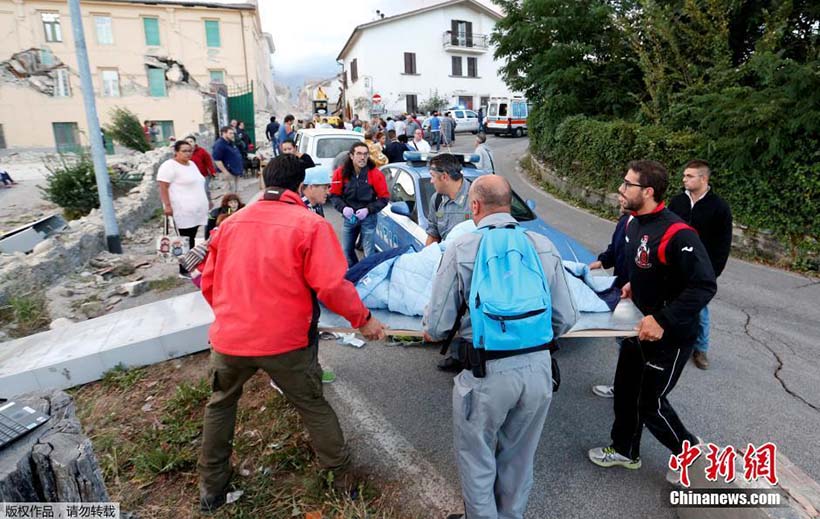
[318,298,642,339]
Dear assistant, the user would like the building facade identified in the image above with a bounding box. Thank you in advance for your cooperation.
[337,0,515,117]
[0,0,274,150]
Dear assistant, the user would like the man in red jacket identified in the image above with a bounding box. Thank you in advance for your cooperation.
[197,154,386,513]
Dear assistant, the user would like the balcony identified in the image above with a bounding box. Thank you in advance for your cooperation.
[442,31,489,53]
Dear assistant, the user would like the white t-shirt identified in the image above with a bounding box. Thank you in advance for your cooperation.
[408,138,431,153]
[394,120,406,137]
[157,159,209,229]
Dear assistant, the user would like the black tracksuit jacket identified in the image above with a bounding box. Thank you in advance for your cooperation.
[668,189,733,277]
[626,203,717,344]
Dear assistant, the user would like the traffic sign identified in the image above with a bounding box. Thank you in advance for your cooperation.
[372,93,382,104]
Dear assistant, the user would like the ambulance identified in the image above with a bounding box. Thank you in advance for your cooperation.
[484,96,530,137]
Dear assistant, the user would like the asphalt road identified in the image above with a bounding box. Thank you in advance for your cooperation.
[317,135,820,518]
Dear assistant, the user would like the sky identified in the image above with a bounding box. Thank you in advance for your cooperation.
[259,0,499,87]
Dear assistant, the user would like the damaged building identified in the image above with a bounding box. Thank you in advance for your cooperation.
[0,0,275,151]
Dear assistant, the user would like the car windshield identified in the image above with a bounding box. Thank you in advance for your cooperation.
[418,176,535,222]
[315,137,361,159]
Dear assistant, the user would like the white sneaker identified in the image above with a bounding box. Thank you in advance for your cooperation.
[588,446,641,469]
[592,384,615,398]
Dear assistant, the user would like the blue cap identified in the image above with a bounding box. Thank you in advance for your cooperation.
[303,168,333,185]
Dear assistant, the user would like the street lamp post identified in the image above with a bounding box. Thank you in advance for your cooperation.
[67,0,122,253]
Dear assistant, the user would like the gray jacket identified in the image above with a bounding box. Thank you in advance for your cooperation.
[423,212,579,342]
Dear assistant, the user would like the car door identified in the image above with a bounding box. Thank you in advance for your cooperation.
[464,110,479,133]
[376,167,425,251]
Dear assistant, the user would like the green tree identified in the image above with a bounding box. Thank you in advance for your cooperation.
[105,107,151,152]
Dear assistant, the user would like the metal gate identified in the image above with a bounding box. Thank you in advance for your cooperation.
[227,82,255,143]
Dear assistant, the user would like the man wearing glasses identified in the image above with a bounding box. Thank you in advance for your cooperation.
[588,160,716,483]
[426,153,473,372]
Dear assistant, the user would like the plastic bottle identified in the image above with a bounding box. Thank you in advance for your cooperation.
[349,215,358,225]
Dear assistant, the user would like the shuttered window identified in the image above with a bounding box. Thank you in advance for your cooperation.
[350,59,358,82]
[403,52,417,74]
[205,20,221,47]
[451,56,462,76]
[467,57,477,77]
[143,17,160,46]
[147,67,166,97]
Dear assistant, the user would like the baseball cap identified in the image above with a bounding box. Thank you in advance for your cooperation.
[303,168,333,186]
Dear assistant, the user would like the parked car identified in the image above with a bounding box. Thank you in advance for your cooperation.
[374,152,595,263]
[294,128,364,174]
[448,108,480,133]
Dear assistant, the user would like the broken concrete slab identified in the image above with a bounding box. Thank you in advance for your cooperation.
[0,291,213,395]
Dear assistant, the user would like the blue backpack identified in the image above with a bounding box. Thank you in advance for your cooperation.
[469,224,553,351]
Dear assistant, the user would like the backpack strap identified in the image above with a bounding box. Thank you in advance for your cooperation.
[439,299,468,355]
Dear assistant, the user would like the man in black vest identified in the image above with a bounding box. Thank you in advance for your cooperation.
[668,159,732,370]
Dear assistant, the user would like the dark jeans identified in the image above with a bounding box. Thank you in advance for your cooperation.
[610,337,697,460]
[197,344,350,499]
[177,226,198,274]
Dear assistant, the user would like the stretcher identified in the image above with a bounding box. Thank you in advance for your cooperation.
[318,298,643,339]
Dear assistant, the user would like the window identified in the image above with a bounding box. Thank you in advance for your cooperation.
[42,13,62,43]
[40,49,54,66]
[467,57,478,77]
[450,19,473,47]
[403,52,417,74]
[512,101,527,118]
[451,56,462,76]
[0,124,6,149]
[94,16,113,45]
[391,171,418,223]
[101,69,119,97]
[209,70,225,84]
[154,120,175,144]
[480,96,490,109]
[53,122,80,153]
[54,68,70,97]
[350,59,358,82]
[204,20,221,47]
[405,94,418,114]
[143,17,160,46]
[316,137,362,159]
[147,67,166,97]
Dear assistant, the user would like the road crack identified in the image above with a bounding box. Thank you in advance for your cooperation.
[739,309,820,413]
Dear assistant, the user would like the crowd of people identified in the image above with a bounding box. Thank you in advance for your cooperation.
[151,109,732,518]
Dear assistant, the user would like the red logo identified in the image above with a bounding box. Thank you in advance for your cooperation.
[635,234,652,269]
[668,442,779,488]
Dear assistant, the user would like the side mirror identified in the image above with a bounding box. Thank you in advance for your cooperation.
[526,199,537,211]
[390,201,411,217]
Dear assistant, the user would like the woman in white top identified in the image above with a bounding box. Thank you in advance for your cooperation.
[158,140,209,277]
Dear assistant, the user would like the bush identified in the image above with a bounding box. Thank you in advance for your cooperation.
[544,115,700,192]
[39,153,127,220]
[104,107,151,152]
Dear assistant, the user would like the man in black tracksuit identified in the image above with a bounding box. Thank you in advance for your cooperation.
[668,159,732,370]
[589,160,716,474]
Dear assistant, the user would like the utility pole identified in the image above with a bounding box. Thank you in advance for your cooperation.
[67,0,122,253]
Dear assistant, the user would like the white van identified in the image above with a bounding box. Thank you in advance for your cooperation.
[484,97,529,137]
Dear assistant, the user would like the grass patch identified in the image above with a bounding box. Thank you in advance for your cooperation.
[0,292,51,337]
[148,276,183,293]
[101,364,146,391]
[72,352,412,518]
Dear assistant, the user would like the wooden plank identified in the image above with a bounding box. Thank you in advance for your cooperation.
[319,326,637,340]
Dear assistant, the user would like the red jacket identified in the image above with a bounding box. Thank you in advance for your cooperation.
[191,146,216,177]
[329,166,390,214]
[201,189,370,357]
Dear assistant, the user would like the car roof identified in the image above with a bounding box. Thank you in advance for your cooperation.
[297,128,362,138]
[385,162,485,179]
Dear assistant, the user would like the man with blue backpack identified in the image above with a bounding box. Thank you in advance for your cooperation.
[423,175,579,519]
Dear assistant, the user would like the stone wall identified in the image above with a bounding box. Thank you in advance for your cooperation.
[0,148,170,302]
[526,154,798,265]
